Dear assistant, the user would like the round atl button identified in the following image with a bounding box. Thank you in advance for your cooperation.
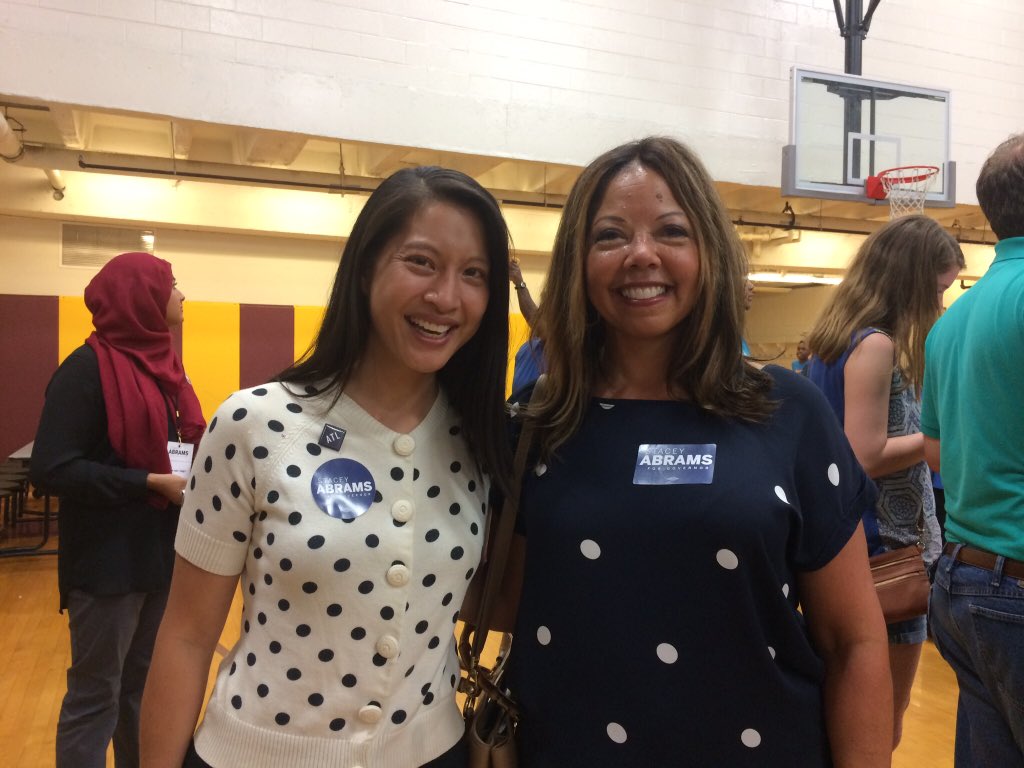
[393,435,415,456]
[391,499,414,523]
[386,564,410,587]
[358,704,383,724]
[376,635,399,658]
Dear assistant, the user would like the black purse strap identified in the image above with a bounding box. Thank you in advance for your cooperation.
[458,376,544,712]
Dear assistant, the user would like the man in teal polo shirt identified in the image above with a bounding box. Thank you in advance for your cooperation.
[921,133,1024,766]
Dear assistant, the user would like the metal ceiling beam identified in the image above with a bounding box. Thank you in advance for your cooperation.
[48,105,84,149]
[1,115,66,199]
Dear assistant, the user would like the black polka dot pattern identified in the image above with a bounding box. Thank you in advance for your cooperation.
[175,384,489,749]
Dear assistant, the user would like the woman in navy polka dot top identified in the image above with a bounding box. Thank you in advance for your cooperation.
[140,167,514,768]
[503,138,893,767]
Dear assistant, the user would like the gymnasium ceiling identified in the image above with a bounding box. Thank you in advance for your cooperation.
[1,96,995,272]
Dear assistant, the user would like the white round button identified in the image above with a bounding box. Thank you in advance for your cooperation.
[358,704,383,724]
[386,564,410,587]
[376,635,399,658]
[391,499,414,522]
[393,435,415,456]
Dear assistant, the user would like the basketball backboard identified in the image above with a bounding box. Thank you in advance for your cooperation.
[782,67,954,206]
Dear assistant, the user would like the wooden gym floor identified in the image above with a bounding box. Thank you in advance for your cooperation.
[0,539,958,767]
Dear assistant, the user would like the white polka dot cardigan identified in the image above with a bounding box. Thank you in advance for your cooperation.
[175,382,488,768]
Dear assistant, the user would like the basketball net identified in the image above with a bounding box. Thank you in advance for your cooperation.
[875,166,940,219]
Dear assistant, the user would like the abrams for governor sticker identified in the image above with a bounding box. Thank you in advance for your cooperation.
[312,458,376,520]
[633,444,717,485]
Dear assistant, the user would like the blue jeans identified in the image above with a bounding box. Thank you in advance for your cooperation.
[930,549,1024,767]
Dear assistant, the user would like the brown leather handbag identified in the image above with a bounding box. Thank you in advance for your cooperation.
[869,544,930,623]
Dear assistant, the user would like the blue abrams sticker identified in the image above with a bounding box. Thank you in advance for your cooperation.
[311,458,375,520]
[633,444,717,485]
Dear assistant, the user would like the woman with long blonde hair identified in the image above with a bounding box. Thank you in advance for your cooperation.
[806,214,965,749]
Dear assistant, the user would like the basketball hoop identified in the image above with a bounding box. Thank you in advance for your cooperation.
[865,165,940,219]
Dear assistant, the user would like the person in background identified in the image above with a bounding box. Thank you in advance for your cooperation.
[140,166,513,768]
[510,257,546,393]
[805,214,964,749]
[30,251,206,768]
[922,133,1024,766]
[509,257,538,326]
[741,276,754,355]
[503,136,891,767]
[791,338,810,374]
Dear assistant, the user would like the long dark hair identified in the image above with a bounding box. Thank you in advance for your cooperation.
[278,166,513,494]
[531,136,774,457]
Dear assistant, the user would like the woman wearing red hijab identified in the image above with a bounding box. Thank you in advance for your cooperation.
[31,251,206,768]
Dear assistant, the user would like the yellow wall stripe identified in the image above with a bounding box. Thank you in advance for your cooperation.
[183,302,240,421]
[58,296,94,364]
[507,313,532,397]
[53,296,526,417]
[293,305,325,364]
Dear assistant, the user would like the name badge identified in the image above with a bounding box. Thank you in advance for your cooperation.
[633,443,717,485]
[167,441,195,478]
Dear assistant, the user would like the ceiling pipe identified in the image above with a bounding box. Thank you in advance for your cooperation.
[1,114,66,199]
[44,168,66,200]
[0,113,24,160]
[15,145,569,208]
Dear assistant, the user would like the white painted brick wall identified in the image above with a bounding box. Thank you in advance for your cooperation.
[1,0,1021,201]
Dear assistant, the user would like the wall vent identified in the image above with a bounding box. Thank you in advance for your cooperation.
[61,223,155,268]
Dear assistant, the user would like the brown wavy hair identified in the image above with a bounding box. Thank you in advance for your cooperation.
[528,136,774,458]
[807,215,964,393]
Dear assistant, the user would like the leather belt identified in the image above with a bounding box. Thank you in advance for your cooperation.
[943,542,1024,580]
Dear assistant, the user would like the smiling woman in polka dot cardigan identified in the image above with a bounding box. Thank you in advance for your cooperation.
[140,167,514,768]
[502,137,893,767]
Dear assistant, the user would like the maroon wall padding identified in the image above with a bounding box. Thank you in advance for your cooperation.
[239,304,295,390]
[0,295,59,458]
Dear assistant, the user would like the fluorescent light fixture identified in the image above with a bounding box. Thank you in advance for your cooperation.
[748,271,842,285]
